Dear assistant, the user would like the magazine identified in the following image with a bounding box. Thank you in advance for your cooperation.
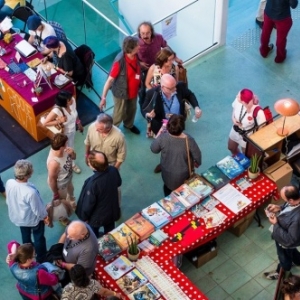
[97,234,122,262]
[104,255,134,280]
[128,282,161,300]
[171,184,200,209]
[116,268,148,294]
[202,207,227,229]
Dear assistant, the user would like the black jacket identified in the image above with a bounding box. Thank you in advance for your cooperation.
[76,166,121,227]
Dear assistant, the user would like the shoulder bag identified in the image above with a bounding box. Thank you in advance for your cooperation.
[37,106,65,140]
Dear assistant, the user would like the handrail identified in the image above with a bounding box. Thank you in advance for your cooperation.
[82,0,129,36]
[110,0,133,34]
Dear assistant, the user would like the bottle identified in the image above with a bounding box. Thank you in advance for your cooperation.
[192,115,199,123]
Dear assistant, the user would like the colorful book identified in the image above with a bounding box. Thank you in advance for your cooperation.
[201,165,230,189]
[104,255,134,280]
[138,240,157,254]
[128,282,161,300]
[149,229,169,246]
[97,234,122,262]
[171,184,200,209]
[125,213,155,240]
[190,203,209,218]
[185,174,214,199]
[110,223,139,250]
[233,152,251,169]
[157,194,186,218]
[216,155,245,179]
[116,268,148,294]
[141,202,172,229]
[202,207,227,229]
[201,195,220,211]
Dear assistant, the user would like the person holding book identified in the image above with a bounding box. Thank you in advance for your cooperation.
[61,264,122,299]
[228,88,266,156]
[150,114,201,196]
[76,150,121,237]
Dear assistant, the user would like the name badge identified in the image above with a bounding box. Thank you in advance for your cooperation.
[135,74,140,80]
[63,248,68,256]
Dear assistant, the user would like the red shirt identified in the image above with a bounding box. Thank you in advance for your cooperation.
[110,54,141,99]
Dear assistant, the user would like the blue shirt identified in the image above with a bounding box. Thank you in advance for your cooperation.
[161,92,180,118]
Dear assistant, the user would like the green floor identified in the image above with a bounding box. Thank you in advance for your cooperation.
[2,0,300,299]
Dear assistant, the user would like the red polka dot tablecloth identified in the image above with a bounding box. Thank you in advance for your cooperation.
[94,171,277,300]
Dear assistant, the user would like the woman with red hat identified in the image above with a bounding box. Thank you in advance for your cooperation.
[228,88,266,156]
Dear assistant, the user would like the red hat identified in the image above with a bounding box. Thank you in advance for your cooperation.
[240,89,253,104]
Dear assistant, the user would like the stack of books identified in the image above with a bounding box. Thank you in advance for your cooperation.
[201,165,230,189]
[233,152,251,169]
[138,240,157,254]
[149,229,169,246]
[216,155,245,179]
[157,194,186,218]
[185,174,214,199]
[125,213,155,240]
[110,223,139,250]
[97,234,122,262]
[141,202,172,229]
[128,282,161,300]
[116,268,148,294]
[104,255,134,280]
[171,184,200,209]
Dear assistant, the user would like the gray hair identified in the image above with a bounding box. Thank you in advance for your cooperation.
[96,113,113,129]
[14,160,33,180]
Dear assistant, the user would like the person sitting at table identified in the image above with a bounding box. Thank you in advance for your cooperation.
[43,35,85,85]
[61,264,122,299]
[0,0,24,21]
[27,15,56,55]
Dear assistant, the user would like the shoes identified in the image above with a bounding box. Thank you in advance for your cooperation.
[154,164,162,173]
[275,56,286,63]
[255,18,264,29]
[72,165,81,174]
[59,217,71,226]
[264,270,279,280]
[125,125,140,134]
[261,44,274,58]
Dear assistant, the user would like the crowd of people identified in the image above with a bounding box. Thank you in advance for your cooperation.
[1,3,300,297]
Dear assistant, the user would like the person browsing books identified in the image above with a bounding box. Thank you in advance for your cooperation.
[150,114,201,196]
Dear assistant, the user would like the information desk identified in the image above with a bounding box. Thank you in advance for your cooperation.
[0,35,75,141]
[94,172,277,299]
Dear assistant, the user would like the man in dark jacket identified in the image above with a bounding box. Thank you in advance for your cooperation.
[259,0,298,63]
[75,151,121,237]
[264,185,300,280]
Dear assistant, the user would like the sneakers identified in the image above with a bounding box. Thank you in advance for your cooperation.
[124,125,140,135]
[72,165,81,174]
[264,270,279,280]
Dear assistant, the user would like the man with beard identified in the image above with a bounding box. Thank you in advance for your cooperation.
[137,21,182,109]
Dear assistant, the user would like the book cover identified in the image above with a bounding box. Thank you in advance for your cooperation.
[185,174,214,199]
[125,213,155,240]
[201,165,230,189]
[141,202,172,229]
[171,184,200,209]
[149,229,169,246]
[138,240,157,254]
[216,155,245,179]
[110,223,139,250]
[233,152,251,169]
[116,268,148,294]
[104,255,134,280]
[97,234,122,262]
[201,195,220,211]
[157,194,186,218]
[190,203,209,218]
[128,282,161,300]
[202,207,227,229]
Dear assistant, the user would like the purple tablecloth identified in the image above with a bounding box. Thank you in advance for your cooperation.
[0,35,74,116]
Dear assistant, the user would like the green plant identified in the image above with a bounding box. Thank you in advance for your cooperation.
[249,153,262,173]
[127,235,139,255]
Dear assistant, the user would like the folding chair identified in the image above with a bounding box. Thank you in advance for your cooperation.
[47,20,67,42]
[74,44,101,98]
[12,5,36,31]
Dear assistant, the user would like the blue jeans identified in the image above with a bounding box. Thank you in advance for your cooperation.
[275,241,300,272]
[20,221,47,263]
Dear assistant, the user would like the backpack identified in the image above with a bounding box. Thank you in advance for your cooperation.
[253,106,273,127]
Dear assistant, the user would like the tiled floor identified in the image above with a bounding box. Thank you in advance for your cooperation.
[2,0,300,299]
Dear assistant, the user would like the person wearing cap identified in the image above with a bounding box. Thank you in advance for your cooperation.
[5,159,49,263]
[228,88,266,156]
[263,185,300,280]
[42,35,85,86]
[27,15,56,55]
[0,0,24,21]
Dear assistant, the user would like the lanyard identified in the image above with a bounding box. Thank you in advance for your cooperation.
[65,231,90,250]
[239,106,247,123]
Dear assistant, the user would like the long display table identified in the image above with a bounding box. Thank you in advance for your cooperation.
[94,172,278,299]
[0,35,74,141]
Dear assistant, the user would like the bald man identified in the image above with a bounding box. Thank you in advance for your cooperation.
[142,74,202,135]
[57,220,98,277]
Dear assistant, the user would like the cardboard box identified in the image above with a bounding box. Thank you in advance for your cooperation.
[264,161,293,192]
[186,247,218,268]
[228,213,255,237]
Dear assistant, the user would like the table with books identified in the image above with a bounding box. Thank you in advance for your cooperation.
[94,154,278,300]
[0,34,75,141]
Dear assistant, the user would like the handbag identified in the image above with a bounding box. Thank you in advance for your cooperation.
[37,106,65,140]
[185,136,194,178]
[178,64,188,88]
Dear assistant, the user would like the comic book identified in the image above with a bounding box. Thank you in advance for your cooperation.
[128,282,161,300]
[157,194,186,218]
[104,255,134,280]
[110,223,139,250]
[125,213,155,240]
[97,234,122,262]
